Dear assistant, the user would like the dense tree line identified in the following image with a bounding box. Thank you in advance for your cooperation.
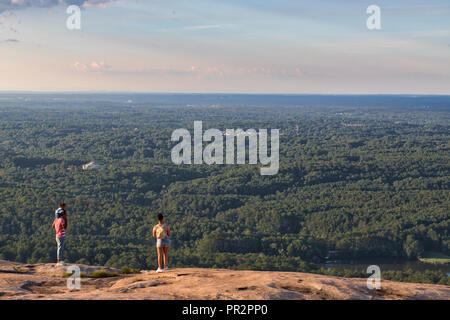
[0,94,448,285]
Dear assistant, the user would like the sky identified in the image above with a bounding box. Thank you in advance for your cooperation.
[0,0,449,94]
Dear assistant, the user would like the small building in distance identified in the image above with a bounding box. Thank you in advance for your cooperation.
[82,161,105,170]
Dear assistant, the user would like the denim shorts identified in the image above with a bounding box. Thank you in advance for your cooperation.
[157,238,170,248]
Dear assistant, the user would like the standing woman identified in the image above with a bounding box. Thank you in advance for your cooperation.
[153,213,171,273]
[52,208,67,266]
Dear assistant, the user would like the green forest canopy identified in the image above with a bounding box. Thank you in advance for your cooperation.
[0,94,448,284]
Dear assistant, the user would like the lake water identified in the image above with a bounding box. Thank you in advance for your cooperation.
[322,257,450,274]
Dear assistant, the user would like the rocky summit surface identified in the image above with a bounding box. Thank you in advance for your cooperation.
[0,260,448,300]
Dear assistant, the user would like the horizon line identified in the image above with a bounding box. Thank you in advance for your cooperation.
[1,91,450,97]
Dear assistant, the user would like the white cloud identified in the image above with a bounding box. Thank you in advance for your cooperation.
[73,61,110,72]
[0,0,121,13]
[184,25,222,30]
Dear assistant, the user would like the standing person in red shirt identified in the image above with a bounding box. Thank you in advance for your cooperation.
[152,213,171,273]
[52,207,67,266]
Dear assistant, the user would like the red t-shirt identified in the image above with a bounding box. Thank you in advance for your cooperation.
[54,217,66,238]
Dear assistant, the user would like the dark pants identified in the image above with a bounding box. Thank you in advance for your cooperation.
[56,237,65,261]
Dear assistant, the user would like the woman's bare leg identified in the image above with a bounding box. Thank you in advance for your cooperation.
[157,247,163,269]
[163,247,169,268]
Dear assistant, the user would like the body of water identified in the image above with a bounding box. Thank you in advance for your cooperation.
[322,257,450,274]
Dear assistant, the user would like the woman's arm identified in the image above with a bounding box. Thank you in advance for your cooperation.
[167,226,171,237]
[152,226,156,238]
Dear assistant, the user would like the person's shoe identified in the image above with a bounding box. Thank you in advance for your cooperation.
[156,268,163,273]
[164,267,169,271]
[56,261,66,266]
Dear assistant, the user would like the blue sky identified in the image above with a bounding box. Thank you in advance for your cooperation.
[0,0,449,93]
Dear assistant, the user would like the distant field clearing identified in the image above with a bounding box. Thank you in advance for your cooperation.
[420,252,450,264]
